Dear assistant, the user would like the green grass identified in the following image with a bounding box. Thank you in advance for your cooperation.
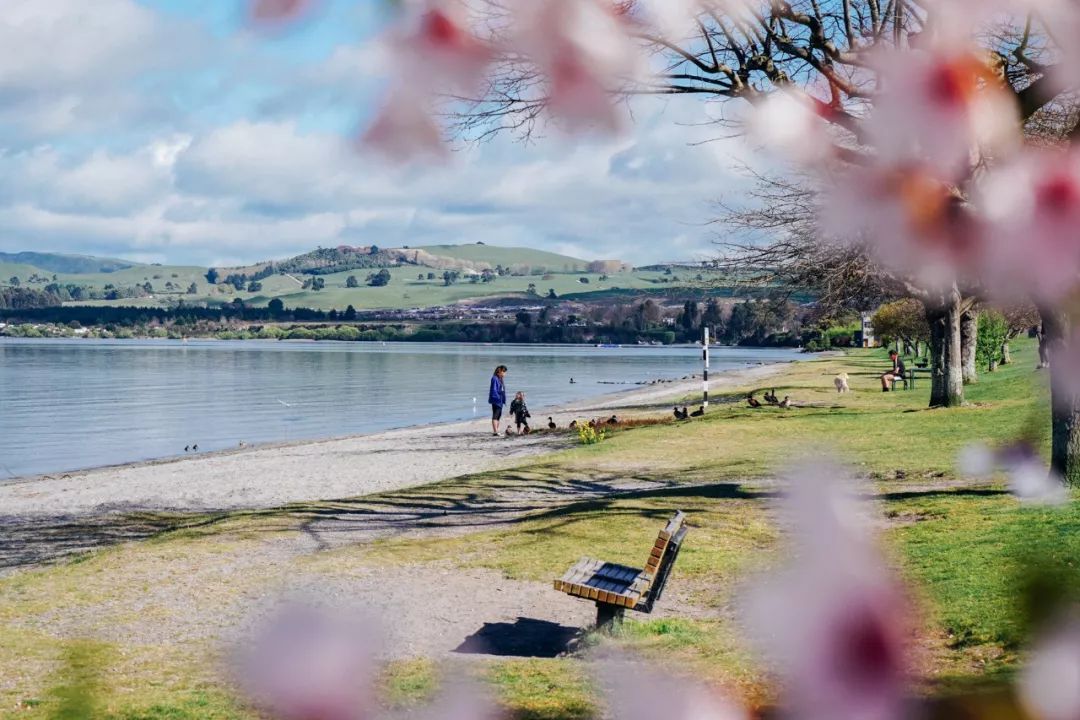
[486,660,597,720]
[896,494,1080,653]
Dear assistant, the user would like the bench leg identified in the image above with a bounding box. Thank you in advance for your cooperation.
[595,602,625,632]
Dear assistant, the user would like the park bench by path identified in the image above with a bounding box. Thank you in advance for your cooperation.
[891,366,928,391]
[554,511,688,630]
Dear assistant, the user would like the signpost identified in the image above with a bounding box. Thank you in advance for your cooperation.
[703,327,710,411]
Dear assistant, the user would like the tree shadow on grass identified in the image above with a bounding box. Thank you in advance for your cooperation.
[3,466,1006,576]
[1,473,772,573]
[0,511,231,573]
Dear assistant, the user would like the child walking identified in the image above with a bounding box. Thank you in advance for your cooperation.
[509,391,531,434]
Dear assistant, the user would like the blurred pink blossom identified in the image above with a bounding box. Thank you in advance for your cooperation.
[958,442,1067,504]
[823,162,983,292]
[977,148,1080,303]
[748,90,835,164]
[249,0,316,26]
[634,0,703,41]
[1018,612,1080,720]
[866,48,1020,180]
[744,462,912,720]
[389,0,494,96]
[510,0,642,133]
[411,678,505,720]
[359,89,448,161]
[236,603,379,720]
[601,663,747,720]
[360,0,493,159]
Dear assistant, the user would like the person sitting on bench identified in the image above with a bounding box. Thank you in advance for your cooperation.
[881,350,906,392]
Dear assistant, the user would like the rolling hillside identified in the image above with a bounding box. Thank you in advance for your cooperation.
[0,252,134,274]
[415,244,591,272]
[0,244,709,312]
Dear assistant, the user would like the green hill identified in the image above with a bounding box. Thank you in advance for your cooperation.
[0,252,135,274]
[0,243,713,312]
[416,244,590,272]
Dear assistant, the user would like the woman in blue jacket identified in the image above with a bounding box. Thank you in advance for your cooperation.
[489,365,508,436]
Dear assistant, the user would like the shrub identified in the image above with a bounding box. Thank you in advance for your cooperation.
[977,310,1008,371]
[577,423,606,445]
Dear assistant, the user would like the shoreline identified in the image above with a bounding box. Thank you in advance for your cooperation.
[0,360,798,520]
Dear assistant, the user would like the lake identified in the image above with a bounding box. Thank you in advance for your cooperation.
[0,339,799,479]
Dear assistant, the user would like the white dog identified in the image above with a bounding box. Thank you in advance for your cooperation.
[834,372,850,393]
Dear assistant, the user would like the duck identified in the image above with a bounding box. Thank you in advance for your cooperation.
[690,406,705,417]
[548,417,557,430]
[569,378,576,384]
[184,445,189,452]
[569,420,579,429]
[672,406,682,420]
[607,415,619,425]
[679,406,689,419]
[588,419,597,428]
[747,395,762,408]
[779,396,792,409]
[505,427,514,436]
[764,389,778,404]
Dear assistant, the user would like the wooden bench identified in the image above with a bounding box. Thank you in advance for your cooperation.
[554,512,688,630]
[890,367,926,391]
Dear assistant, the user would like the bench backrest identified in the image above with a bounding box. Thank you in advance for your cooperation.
[643,511,685,579]
[639,511,687,612]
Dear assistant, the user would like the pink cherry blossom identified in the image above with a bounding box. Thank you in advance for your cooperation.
[822,162,984,292]
[249,0,316,27]
[389,0,494,97]
[958,442,1068,504]
[235,603,379,720]
[977,148,1080,303]
[743,462,912,720]
[359,89,448,161]
[1018,612,1080,720]
[510,0,642,133]
[866,47,1020,181]
[360,0,493,160]
[748,89,835,165]
[600,662,747,720]
[634,0,703,41]
[412,678,505,720]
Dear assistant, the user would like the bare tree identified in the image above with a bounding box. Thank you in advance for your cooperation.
[1000,302,1041,365]
[454,1,1071,408]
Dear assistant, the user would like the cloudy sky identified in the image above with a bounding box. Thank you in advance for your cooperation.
[0,0,758,267]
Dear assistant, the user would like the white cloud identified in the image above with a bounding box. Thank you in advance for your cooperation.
[0,0,756,267]
[0,0,207,144]
[0,96,751,265]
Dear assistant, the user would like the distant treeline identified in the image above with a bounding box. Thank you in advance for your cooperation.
[0,298,806,347]
[0,302,322,326]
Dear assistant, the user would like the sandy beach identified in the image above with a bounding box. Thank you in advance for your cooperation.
[0,362,791,520]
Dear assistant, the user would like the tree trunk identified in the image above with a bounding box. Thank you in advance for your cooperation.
[1040,308,1080,486]
[925,288,966,408]
[1001,341,1011,365]
[961,309,978,385]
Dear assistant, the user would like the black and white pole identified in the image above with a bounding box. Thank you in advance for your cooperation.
[702,327,710,411]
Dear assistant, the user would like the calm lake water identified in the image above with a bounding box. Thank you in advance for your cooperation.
[0,339,799,479]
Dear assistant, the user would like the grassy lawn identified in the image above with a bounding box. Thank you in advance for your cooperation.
[1,338,1076,718]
